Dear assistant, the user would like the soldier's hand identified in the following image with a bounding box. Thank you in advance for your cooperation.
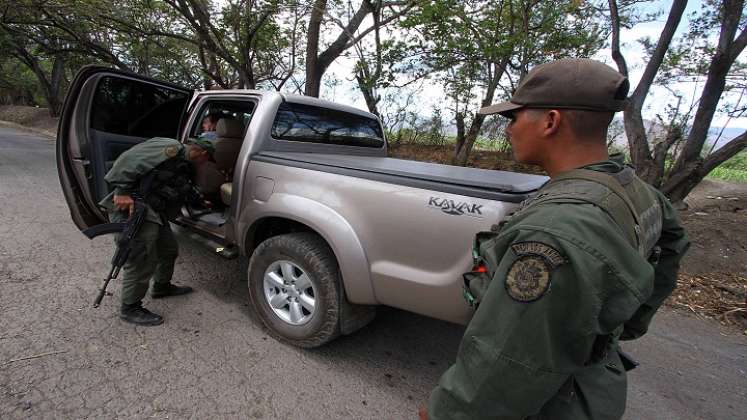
[113,194,135,217]
[418,406,428,420]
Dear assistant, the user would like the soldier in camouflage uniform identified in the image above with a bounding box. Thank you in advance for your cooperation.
[99,137,215,326]
[422,59,690,419]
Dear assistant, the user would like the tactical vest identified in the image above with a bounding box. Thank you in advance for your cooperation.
[531,167,663,259]
[463,166,664,308]
[141,157,200,217]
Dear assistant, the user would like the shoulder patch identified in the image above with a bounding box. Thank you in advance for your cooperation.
[505,242,565,302]
[511,241,566,266]
[164,145,179,158]
[505,256,552,302]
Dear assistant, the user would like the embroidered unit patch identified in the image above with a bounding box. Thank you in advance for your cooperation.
[505,241,566,302]
[505,256,552,302]
[164,145,179,158]
[511,241,566,266]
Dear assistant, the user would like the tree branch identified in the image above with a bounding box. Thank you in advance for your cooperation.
[342,2,415,50]
[607,0,628,77]
[702,130,747,174]
[628,0,687,111]
[729,25,747,62]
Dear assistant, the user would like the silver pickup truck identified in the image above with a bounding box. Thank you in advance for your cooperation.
[57,66,547,347]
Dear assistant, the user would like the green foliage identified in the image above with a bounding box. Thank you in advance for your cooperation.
[707,151,747,182]
[399,0,607,165]
[425,107,446,145]
[707,166,747,182]
[404,0,606,96]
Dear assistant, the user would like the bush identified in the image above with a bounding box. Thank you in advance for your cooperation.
[707,151,747,183]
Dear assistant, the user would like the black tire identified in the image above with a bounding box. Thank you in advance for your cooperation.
[247,232,341,348]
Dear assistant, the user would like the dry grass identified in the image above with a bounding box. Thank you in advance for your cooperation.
[0,105,58,133]
[667,272,747,331]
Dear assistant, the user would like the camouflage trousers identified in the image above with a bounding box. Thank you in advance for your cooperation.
[110,212,179,305]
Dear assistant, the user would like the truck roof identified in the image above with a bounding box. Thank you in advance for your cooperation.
[194,90,377,119]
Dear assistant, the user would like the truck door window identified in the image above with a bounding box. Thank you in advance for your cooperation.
[189,100,255,139]
[90,76,189,138]
[271,102,384,148]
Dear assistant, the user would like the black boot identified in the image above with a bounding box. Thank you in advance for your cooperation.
[151,283,194,299]
[120,302,164,326]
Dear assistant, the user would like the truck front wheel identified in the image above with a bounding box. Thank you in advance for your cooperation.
[248,232,341,348]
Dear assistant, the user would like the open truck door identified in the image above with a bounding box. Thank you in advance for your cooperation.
[56,66,193,232]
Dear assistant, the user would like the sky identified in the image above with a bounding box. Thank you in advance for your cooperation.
[317,0,747,134]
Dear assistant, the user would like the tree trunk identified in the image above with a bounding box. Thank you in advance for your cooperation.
[454,114,487,166]
[672,51,737,173]
[305,0,375,97]
[16,47,62,117]
[622,103,657,182]
[357,77,381,118]
[663,130,747,202]
[608,0,688,187]
[47,56,65,117]
[305,0,326,97]
[453,112,466,157]
[663,167,703,205]
[662,0,747,201]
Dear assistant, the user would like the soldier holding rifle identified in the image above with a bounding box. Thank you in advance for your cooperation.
[97,137,214,326]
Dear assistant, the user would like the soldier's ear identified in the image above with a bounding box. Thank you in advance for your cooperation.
[543,110,561,136]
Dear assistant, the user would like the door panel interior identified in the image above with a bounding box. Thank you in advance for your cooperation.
[87,75,191,201]
[56,66,192,231]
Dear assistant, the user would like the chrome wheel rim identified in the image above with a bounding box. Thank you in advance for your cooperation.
[263,260,316,325]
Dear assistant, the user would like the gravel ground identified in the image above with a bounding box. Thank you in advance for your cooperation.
[1,126,745,419]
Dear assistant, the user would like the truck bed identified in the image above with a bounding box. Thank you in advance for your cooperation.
[253,151,548,203]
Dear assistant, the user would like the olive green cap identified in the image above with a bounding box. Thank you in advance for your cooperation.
[186,137,215,157]
[479,58,629,116]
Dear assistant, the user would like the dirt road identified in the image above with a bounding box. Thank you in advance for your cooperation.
[0,126,745,419]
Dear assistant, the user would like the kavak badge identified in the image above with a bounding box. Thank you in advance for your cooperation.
[505,241,566,302]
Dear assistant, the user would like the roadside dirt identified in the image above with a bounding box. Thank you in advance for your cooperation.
[680,179,746,276]
[674,180,747,331]
[0,105,58,134]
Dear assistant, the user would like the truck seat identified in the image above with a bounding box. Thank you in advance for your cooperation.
[194,161,226,203]
[220,182,232,206]
[214,119,244,173]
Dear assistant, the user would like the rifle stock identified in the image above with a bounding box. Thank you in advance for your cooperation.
[82,223,127,239]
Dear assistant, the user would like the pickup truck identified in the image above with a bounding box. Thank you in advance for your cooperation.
[57,66,547,347]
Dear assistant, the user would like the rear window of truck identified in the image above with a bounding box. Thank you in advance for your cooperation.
[271,102,384,148]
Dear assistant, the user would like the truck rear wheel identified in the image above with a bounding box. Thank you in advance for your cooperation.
[248,232,341,348]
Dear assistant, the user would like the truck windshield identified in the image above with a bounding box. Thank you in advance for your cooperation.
[271,102,384,148]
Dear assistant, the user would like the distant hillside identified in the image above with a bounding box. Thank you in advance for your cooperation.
[608,118,744,151]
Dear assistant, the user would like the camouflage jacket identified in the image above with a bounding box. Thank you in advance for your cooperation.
[98,137,186,225]
[428,160,690,420]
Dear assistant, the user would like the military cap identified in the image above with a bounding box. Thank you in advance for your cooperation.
[479,58,629,116]
[186,137,216,157]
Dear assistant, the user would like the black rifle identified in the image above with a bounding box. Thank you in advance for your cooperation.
[84,198,148,308]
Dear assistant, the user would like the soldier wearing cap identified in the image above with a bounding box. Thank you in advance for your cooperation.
[99,137,215,326]
[422,58,690,419]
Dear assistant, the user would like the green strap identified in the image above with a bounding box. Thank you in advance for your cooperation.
[550,169,642,227]
[542,169,644,254]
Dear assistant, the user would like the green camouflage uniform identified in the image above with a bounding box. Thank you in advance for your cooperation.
[98,137,186,305]
[428,160,690,420]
